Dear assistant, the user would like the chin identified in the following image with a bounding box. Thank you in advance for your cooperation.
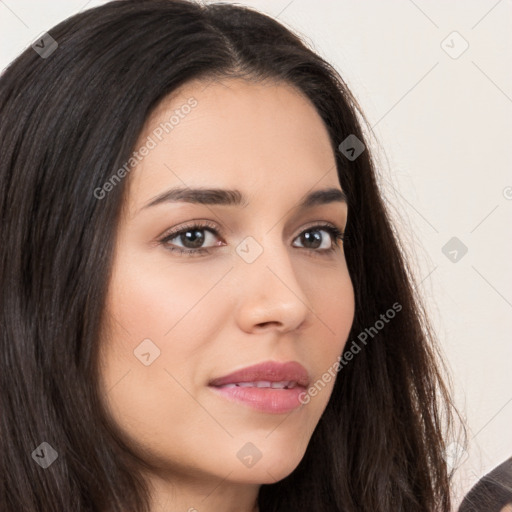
[227,453,304,485]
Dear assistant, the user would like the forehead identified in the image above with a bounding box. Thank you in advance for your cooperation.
[125,78,340,213]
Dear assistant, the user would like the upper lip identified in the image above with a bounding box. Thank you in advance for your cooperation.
[208,360,310,388]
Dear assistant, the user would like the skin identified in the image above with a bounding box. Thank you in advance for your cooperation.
[99,77,355,512]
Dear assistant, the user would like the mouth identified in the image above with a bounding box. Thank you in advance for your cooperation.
[214,380,300,389]
[208,361,310,414]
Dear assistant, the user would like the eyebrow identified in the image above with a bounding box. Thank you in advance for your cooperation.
[141,186,347,212]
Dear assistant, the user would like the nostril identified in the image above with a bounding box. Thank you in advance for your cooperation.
[256,321,281,329]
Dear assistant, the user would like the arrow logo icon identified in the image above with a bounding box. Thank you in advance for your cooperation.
[440,31,469,59]
[31,32,58,59]
[338,134,365,161]
[134,339,161,366]
[441,236,468,263]
[236,236,263,263]
[31,442,58,468]
[237,441,263,467]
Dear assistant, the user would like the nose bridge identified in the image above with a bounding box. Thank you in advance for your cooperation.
[233,229,311,330]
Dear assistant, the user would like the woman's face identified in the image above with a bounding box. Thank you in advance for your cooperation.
[99,77,355,504]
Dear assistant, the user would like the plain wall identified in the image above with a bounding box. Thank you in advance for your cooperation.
[1,0,511,508]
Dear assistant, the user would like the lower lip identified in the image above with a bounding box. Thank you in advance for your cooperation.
[209,385,307,414]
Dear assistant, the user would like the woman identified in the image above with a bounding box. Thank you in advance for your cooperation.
[0,1,464,510]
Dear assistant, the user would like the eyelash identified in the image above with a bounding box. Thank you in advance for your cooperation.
[158,220,346,258]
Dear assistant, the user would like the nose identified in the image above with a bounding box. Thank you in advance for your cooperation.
[234,237,311,334]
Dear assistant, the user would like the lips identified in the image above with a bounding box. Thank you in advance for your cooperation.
[208,360,310,388]
[208,361,310,414]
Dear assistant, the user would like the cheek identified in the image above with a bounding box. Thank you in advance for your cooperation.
[106,248,227,341]
[302,270,354,407]
[309,267,355,353]
[98,256,219,465]
[99,248,232,414]
[328,271,355,334]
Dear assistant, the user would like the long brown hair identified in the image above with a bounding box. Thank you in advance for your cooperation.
[0,1,464,510]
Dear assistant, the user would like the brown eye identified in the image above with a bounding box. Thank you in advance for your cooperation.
[161,227,220,253]
[293,225,344,253]
[173,228,208,249]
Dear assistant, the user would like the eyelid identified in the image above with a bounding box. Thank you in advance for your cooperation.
[158,219,219,240]
[297,219,343,233]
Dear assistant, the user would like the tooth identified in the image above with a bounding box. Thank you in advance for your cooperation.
[270,381,288,389]
[221,384,237,388]
[229,381,295,388]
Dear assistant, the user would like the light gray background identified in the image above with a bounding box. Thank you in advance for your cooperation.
[1,0,511,508]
